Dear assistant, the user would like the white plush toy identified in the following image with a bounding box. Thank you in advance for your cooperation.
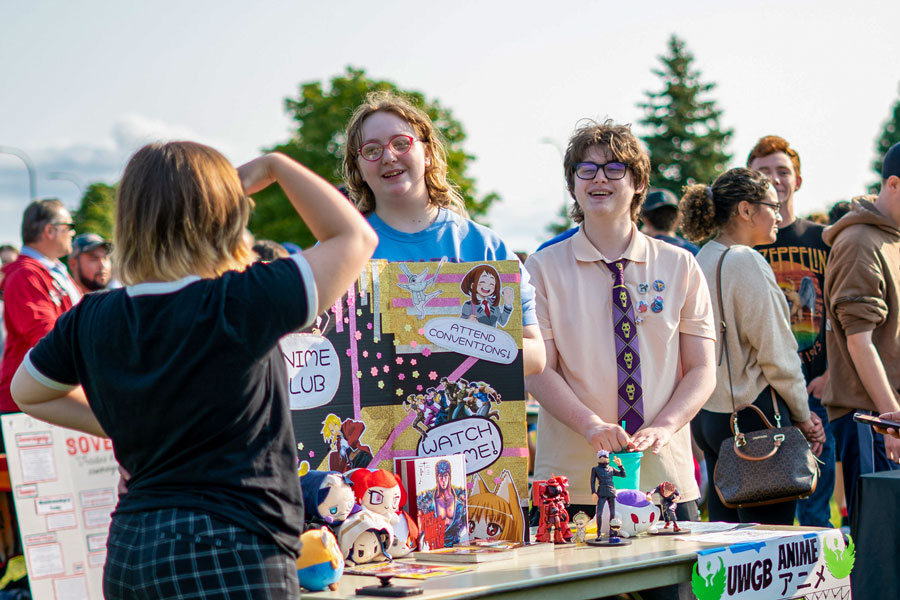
[598,489,659,538]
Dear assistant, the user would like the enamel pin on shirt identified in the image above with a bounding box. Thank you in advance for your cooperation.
[638,282,649,294]
[651,296,664,313]
[652,279,665,292]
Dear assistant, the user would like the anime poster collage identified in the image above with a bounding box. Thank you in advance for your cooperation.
[285,259,528,564]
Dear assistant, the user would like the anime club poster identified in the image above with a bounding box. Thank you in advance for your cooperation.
[285,260,528,509]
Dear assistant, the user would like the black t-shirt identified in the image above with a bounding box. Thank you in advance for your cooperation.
[27,256,317,556]
[755,219,829,383]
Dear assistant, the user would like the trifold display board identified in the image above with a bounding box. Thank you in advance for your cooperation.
[1,413,118,600]
[287,259,529,509]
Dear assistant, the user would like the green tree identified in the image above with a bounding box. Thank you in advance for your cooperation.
[638,35,733,195]
[73,182,116,240]
[249,66,498,247]
[545,203,573,236]
[870,83,900,192]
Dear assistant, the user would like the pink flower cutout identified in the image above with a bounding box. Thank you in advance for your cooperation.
[370,366,379,377]
[383,365,390,373]
[418,328,425,335]
[309,451,315,458]
[428,371,438,381]
[354,330,362,340]
[395,357,404,365]
[344,317,349,324]
[398,373,406,381]
[416,385,423,391]
[410,359,417,366]
[376,352,382,359]
[345,349,352,357]
[362,350,369,358]
[410,340,417,348]
[367,322,373,330]
[422,347,432,357]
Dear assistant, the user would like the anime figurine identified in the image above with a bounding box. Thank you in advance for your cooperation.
[590,450,626,539]
[416,458,468,548]
[300,470,356,531]
[321,414,373,472]
[597,489,658,538]
[347,468,418,557]
[337,508,395,566]
[572,511,590,545]
[398,259,445,319]
[296,526,344,592]
[467,470,524,542]
[459,264,514,327]
[646,481,688,534]
[534,474,572,544]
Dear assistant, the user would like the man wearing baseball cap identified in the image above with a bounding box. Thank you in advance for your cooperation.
[69,233,112,294]
[640,189,699,255]
[823,141,900,518]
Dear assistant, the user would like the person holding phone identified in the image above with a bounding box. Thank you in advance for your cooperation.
[11,143,377,599]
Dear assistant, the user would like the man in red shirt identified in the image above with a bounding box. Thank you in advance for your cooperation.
[0,199,80,414]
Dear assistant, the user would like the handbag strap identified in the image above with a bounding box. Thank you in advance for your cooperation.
[714,246,782,442]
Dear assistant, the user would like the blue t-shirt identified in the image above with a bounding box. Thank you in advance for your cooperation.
[368,209,537,326]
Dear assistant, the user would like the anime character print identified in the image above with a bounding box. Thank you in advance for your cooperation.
[321,414,373,472]
[467,469,524,542]
[459,264,514,327]
[397,258,445,319]
[416,459,467,548]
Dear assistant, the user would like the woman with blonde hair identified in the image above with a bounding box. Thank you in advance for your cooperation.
[342,91,545,375]
[11,142,376,598]
[681,167,825,525]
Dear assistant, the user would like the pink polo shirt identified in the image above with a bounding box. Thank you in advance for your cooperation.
[525,225,715,503]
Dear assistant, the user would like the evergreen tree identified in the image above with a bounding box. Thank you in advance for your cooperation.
[639,35,733,195]
[249,67,498,247]
[871,83,900,192]
[72,182,116,240]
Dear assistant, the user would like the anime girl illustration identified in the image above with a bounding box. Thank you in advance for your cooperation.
[467,470,524,542]
[459,264,514,327]
[321,414,373,472]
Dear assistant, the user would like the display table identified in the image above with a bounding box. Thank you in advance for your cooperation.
[304,526,824,599]
[850,469,900,599]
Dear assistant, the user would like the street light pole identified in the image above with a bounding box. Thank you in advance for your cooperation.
[48,172,85,195]
[0,145,37,200]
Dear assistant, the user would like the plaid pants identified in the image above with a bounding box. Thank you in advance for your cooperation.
[104,508,300,599]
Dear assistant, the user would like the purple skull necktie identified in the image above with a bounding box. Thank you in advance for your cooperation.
[605,260,644,435]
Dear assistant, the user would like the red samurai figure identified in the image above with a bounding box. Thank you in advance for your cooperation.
[534,474,572,544]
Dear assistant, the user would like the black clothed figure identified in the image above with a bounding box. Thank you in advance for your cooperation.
[590,455,625,537]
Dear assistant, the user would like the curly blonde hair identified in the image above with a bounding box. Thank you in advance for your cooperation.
[342,91,467,217]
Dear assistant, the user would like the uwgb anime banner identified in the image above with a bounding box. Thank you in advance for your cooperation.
[286,259,528,505]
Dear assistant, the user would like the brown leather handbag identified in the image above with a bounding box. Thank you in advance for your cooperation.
[711,248,819,509]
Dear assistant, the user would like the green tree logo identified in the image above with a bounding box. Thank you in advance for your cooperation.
[823,534,855,580]
[691,555,725,600]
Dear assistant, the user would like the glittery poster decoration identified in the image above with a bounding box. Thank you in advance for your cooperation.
[287,260,529,508]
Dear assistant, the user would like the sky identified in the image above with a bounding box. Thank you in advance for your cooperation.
[2,1,898,252]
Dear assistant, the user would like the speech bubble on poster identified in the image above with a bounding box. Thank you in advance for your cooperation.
[279,333,340,410]
[416,417,503,473]
[423,317,517,364]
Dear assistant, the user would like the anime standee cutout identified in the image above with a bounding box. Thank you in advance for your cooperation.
[534,475,572,544]
[416,459,467,548]
[321,413,373,472]
[467,470,524,542]
[459,264,514,328]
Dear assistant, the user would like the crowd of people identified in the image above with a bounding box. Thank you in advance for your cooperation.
[0,92,898,599]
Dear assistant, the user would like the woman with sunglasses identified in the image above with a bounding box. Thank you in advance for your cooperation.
[11,142,376,598]
[342,92,545,375]
[680,167,825,525]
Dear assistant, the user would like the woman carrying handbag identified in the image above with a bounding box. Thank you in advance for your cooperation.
[681,168,825,525]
